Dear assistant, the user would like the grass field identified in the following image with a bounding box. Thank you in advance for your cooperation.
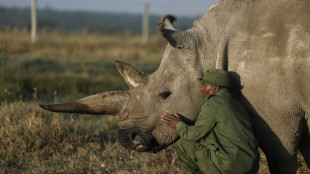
[0,28,164,101]
[0,29,309,173]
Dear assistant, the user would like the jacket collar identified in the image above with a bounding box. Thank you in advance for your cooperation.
[216,88,229,95]
[203,88,230,101]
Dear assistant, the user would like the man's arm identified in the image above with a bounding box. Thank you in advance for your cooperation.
[161,102,217,142]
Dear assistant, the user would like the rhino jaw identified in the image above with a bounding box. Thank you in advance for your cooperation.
[118,129,163,153]
[133,135,152,152]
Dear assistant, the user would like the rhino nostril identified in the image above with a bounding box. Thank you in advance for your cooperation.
[130,133,136,140]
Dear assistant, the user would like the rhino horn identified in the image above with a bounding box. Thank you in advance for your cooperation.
[39,91,130,115]
[115,60,147,89]
[158,15,198,49]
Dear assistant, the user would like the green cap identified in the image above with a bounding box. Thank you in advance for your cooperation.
[197,69,231,87]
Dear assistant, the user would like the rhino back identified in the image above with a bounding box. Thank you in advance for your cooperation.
[193,0,310,112]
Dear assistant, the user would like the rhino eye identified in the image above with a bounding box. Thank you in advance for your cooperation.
[159,91,171,99]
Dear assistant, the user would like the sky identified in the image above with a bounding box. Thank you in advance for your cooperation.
[0,0,218,17]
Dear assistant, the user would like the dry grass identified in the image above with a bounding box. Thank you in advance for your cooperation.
[0,102,309,173]
[0,102,181,173]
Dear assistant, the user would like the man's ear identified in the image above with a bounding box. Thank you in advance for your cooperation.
[214,86,221,92]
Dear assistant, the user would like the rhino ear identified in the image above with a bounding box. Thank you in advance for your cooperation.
[158,15,198,49]
[115,60,147,89]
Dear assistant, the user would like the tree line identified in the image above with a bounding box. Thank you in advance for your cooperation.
[0,6,196,33]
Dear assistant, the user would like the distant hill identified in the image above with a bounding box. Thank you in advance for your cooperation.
[0,6,196,33]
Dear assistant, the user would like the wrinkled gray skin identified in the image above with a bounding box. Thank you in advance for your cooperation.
[40,0,310,173]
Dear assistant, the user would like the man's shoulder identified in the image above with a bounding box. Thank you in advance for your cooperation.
[201,95,220,108]
[199,95,222,114]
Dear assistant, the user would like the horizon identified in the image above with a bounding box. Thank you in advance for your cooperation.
[0,0,218,17]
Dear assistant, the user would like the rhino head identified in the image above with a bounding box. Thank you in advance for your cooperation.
[40,15,207,153]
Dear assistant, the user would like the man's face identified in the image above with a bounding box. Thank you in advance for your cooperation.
[200,83,217,97]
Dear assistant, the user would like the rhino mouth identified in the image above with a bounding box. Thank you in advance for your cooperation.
[117,129,162,153]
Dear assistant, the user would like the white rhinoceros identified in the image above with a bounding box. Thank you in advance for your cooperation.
[40,0,310,173]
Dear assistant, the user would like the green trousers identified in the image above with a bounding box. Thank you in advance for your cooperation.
[175,139,222,174]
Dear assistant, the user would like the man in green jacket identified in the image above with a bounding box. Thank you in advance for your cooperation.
[161,69,260,174]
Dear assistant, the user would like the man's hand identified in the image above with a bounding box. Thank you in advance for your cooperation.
[161,113,182,129]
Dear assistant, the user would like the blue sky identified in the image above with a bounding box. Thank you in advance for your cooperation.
[0,0,218,17]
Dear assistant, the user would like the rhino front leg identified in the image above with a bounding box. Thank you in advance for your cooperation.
[251,114,300,174]
[258,130,299,174]
[240,96,300,173]
[299,134,310,168]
